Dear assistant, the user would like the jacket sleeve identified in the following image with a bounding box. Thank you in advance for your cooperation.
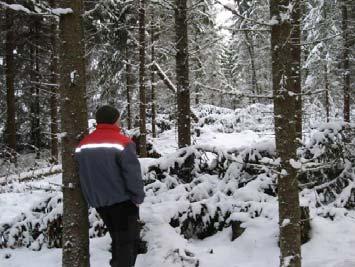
[118,142,145,204]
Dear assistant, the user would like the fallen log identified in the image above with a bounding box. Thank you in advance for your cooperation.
[0,164,62,185]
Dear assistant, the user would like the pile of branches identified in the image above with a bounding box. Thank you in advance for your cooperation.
[0,194,106,250]
[144,123,354,240]
[299,123,355,209]
[1,123,352,250]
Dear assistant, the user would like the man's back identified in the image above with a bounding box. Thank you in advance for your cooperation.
[75,123,145,208]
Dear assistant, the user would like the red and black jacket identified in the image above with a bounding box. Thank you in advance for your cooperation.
[75,124,145,208]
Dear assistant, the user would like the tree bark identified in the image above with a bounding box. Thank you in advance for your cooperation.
[150,15,157,138]
[341,1,350,123]
[49,0,59,163]
[34,19,41,159]
[292,4,302,140]
[175,0,191,148]
[58,0,90,266]
[323,4,330,123]
[5,0,16,160]
[244,31,258,101]
[138,0,147,157]
[271,1,302,267]
[126,53,132,130]
[195,45,202,106]
[29,20,41,159]
[325,64,330,122]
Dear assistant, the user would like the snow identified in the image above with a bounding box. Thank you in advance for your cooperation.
[290,159,301,169]
[51,8,73,16]
[2,211,355,266]
[70,70,77,83]
[281,219,290,227]
[0,165,62,185]
[152,128,269,156]
[1,105,355,266]
[0,2,32,14]
[0,2,73,16]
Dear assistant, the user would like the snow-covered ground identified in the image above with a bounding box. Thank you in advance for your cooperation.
[1,104,355,267]
[1,172,355,267]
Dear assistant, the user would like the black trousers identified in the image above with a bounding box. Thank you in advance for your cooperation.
[96,200,140,267]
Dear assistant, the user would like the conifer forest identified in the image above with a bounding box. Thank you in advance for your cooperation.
[0,0,354,267]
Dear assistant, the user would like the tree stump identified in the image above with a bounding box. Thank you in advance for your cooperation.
[300,206,311,244]
[231,221,245,241]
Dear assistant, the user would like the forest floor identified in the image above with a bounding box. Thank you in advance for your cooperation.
[1,104,355,267]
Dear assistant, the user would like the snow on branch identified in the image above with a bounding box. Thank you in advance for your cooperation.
[215,0,272,27]
[152,61,177,94]
[152,62,198,122]
[51,8,73,16]
[0,1,32,14]
[196,82,273,99]
[0,165,62,185]
[0,1,73,16]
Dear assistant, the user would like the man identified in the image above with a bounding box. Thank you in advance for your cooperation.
[75,105,145,267]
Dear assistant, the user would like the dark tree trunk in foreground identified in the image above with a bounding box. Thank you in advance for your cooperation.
[58,0,90,266]
[271,1,302,267]
[138,0,147,157]
[175,0,191,148]
[341,1,351,123]
[50,0,59,163]
[5,0,16,159]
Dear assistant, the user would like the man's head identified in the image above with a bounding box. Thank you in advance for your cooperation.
[95,105,120,125]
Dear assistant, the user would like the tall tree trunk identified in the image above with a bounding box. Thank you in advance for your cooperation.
[293,0,302,141]
[244,32,258,100]
[34,19,41,159]
[5,0,16,160]
[138,0,147,157]
[341,1,350,123]
[323,4,330,123]
[195,45,202,106]
[126,54,132,130]
[29,19,42,160]
[271,1,302,267]
[150,15,157,138]
[58,1,90,266]
[325,64,330,122]
[49,0,59,163]
[175,0,191,148]
[193,33,203,106]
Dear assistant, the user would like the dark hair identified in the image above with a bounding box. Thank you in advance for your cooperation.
[95,105,120,124]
